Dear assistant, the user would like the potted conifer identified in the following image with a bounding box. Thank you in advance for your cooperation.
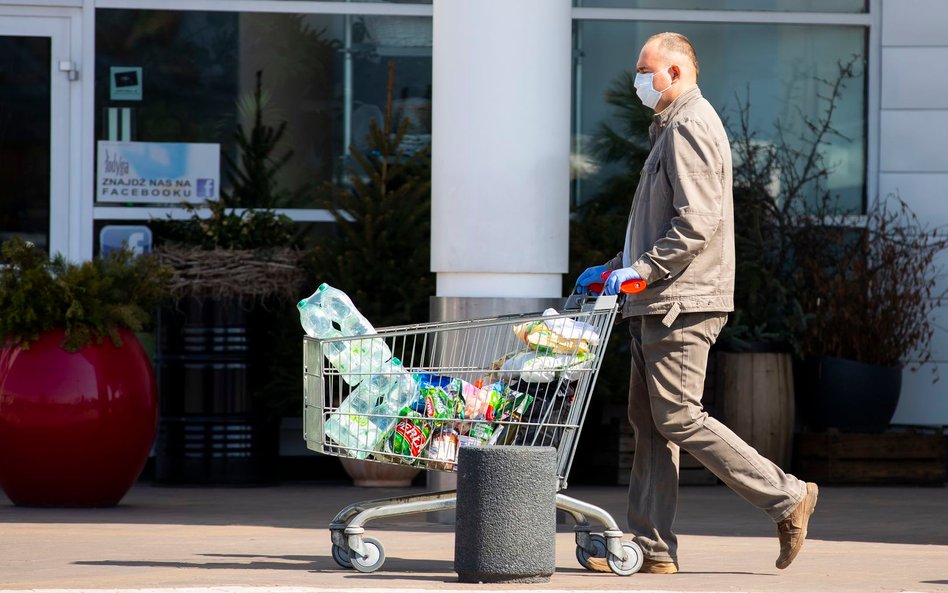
[0,238,170,506]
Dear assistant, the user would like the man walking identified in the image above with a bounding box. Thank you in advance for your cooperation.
[577,32,818,574]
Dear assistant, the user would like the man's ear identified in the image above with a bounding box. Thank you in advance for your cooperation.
[669,64,682,82]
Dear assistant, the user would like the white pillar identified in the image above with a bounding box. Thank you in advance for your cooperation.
[431,0,572,299]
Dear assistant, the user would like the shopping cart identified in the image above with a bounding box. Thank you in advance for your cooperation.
[302,293,644,576]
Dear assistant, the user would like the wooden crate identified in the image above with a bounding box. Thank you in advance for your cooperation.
[794,428,947,485]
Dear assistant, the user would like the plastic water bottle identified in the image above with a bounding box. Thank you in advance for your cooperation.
[297,299,340,339]
[324,358,417,456]
[298,284,421,455]
[297,283,393,385]
[322,381,388,459]
[367,359,419,437]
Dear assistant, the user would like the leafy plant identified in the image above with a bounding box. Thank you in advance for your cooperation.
[0,237,171,351]
[794,194,948,368]
[307,62,433,328]
[723,57,859,353]
[727,56,948,368]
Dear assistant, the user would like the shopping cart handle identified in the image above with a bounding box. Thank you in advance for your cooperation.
[587,271,647,295]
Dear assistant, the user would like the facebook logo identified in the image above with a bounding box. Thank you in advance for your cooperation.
[196,178,216,198]
[100,225,153,256]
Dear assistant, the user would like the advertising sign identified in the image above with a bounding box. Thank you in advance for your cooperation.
[100,225,152,256]
[96,141,220,204]
[110,67,143,101]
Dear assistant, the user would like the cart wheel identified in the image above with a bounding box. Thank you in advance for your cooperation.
[575,533,608,569]
[331,543,352,569]
[607,541,644,576]
[350,536,386,573]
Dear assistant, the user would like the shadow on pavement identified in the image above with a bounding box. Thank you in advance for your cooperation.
[3,483,946,547]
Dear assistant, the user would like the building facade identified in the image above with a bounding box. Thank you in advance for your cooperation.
[0,0,945,424]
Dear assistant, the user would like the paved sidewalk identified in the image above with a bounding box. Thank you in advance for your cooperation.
[1,481,946,593]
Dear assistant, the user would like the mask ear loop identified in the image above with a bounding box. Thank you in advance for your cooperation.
[654,67,676,94]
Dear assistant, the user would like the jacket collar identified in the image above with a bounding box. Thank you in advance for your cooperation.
[652,85,702,129]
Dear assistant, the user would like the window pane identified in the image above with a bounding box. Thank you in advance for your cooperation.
[0,35,51,252]
[572,21,866,212]
[274,0,431,3]
[574,0,866,12]
[95,10,432,209]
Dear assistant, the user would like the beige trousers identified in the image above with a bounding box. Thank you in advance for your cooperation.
[626,312,806,563]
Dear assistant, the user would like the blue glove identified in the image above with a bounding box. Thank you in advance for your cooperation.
[603,267,642,296]
[575,264,608,295]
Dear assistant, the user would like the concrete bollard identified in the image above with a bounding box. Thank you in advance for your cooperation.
[455,445,557,583]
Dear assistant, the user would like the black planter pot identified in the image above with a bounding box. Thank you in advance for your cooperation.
[154,297,279,485]
[796,355,902,433]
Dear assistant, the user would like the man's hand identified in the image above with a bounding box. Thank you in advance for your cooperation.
[575,264,609,295]
[603,267,642,296]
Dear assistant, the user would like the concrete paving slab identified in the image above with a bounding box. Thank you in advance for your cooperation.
[0,482,946,593]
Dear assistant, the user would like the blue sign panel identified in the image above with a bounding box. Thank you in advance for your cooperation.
[100,225,153,256]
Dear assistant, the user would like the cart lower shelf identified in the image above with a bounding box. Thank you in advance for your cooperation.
[328,488,644,576]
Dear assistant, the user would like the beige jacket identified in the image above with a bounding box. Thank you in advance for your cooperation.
[607,86,735,321]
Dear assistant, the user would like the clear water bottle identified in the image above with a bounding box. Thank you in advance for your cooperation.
[323,381,388,459]
[297,298,340,339]
[300,284,416,455]
[298,283,393,385]
[370,359,419,436]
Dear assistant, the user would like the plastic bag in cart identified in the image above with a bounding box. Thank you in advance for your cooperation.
[502,378,575,449]
[513,308,601,354]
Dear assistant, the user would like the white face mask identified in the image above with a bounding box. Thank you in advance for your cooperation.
[634,68,674,110]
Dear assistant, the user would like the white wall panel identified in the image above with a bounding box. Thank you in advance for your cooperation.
[891,362,948,426]
[929,250,948,303]
[882,0,948,46]
[878,173,948,222]
[880,110,948,172]
[902,301,948,363]
[881,47,948,109]
[877,174,948,364]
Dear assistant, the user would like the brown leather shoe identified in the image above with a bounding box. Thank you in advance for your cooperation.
[586,556,678,574]
[776,482,819,569]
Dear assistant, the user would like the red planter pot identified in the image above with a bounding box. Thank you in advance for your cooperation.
[0,328,157,507]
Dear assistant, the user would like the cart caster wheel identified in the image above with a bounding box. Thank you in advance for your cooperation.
[607,541,644,576]
[575,533,607,569]
[331,543,352,569]
[350,536,386,573]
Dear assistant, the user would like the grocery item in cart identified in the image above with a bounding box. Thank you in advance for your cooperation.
[386,408,432,460]
[297,283,394,385]
[364,358,419,431]
[506,378,575,448]
[513,308,601,354]
[495,386,535,423]
[428,427,460,470]
[413,383,463,421]
[453,378,505,421]
[466,421,498,446]
[322,381,387,459]
[324,355,418,457]
[498,350,594,383]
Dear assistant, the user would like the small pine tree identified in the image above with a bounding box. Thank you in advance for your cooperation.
[154,70,297,250]
[308,62,433,328]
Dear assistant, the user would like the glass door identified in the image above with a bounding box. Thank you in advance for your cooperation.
[0,15,71,255]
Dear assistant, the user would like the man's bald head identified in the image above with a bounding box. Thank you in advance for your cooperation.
[635,32,700,111]
[646,32,699,79]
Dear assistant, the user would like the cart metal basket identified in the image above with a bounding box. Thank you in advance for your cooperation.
[303,293,644,575]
